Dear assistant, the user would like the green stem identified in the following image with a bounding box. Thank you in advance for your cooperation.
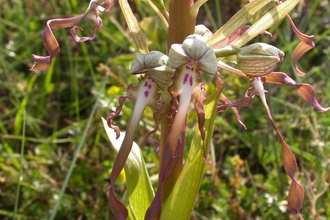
[13,111,26,220]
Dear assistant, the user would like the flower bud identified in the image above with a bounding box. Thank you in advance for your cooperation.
[130,51,168,74]
[168,34,217,75]
[194,25,213,40]
[237,43,284,77]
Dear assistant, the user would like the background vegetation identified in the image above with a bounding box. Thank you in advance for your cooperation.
[1,0,329,219]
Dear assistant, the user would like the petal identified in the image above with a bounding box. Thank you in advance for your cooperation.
[286,15,315,77]
[197,46,218,75]
[194,24,213,40]
[217,60,248,78]
[168,44,190,69]
[218,93,247,129]
[102,118,154,220]
[107,76,160,219]
[148,65,175,90]
[217,95,253,111]
[130,51,169,74]
[264,72,330,112]
[31,0,113,71]
[249,77,305,217]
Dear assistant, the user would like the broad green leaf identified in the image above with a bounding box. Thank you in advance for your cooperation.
[160,88,222,219]
[102,118,154,220]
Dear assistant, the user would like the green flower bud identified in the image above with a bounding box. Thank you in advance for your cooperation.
[168,34,217,75]
[237,43,284,77]
[130,51,168,74]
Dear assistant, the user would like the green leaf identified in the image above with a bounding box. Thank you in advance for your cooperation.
[160,88,222,219]
[231,0,300,47]
[118,0,149,54]
[102,118,154,220]
[206,0,272,47]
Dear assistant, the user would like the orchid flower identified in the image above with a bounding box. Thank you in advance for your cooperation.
[216,28,329,220]
[106,51,174,219]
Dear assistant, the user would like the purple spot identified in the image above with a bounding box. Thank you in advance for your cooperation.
[183,74,189,84]
[189,76,193,86]
[148,84,152,89]
[144,81,148,87]
[185,65,194,71]
[144,90,149,98]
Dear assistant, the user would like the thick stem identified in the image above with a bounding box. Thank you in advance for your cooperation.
[159,0,195,203]
[167,0,195,49]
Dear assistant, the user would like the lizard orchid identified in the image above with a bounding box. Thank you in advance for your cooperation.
[30,0,329,219]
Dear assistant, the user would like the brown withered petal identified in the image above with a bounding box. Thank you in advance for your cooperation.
[31,0,113,71]
[264,72,330,112]
[286,15,315,77]
[286,162,305,215]
[217,94,252,111]
[268,113,305,216]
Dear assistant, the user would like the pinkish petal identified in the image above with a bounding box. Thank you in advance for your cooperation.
[107,94,128,139]
[287,181,305,215]
[108,188,128,220]
[108,76,160,219]
[70,15,102,42]
[31,0,113,71]
[218,93,247,129]
[251,79,304,217]
[218,61,248,78]
[217,95,252,112]
[264,72,330,112]
[275,129,304,216]
[146,116,185,219]
[148,60,206,218]
[286,15,315,77]
[146,108,162,150]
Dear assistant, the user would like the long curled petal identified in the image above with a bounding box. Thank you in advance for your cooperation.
[264,72,330,112]
[31,0,113,71]
[286,15,315,77]
[218,93,247,129]
[249,77,304,217]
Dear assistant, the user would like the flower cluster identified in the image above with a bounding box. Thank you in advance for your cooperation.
[31,0,329,219]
